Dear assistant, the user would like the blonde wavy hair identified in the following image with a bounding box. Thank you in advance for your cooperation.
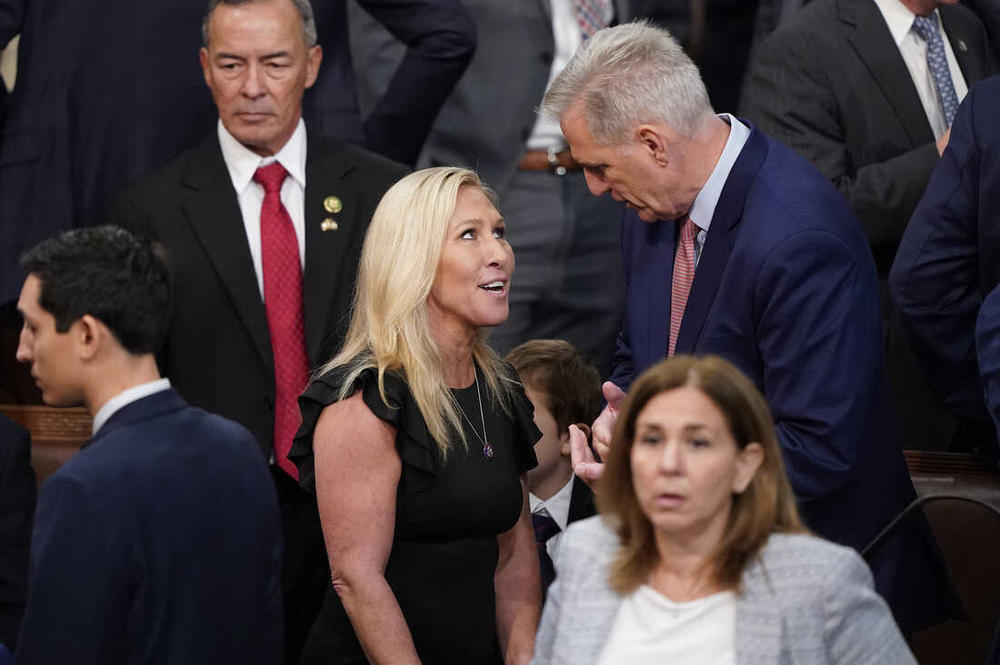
[320,167,515,457]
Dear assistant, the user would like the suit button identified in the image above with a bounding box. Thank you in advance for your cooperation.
[540,51,553,64]
[263,397,274,412]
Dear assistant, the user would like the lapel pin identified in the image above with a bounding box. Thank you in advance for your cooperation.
[323,196,343,214]
[958,40,968,52]
[321,218,339,232]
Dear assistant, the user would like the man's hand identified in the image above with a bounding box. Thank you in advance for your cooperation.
[591,382,626,461]
[569,424,604,487]
[936,127,951,156]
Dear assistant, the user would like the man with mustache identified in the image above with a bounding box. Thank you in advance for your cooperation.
[110,0,407,661]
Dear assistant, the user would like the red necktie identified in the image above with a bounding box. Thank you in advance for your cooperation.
[254,162,308,480]
[668,217,697,357]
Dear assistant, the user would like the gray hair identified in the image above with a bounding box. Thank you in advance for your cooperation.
[541,21,714,143]
[202,0,318,49]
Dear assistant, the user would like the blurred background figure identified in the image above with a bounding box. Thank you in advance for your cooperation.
[0,413,33,653]
[740,0,998,453]
[893,74,1000,463]
[350,0,631,375]
[14,226,283,665]
[506,339,601,598]
[290,167,541,665]
[0,0,475,395]
[533,355,917,665]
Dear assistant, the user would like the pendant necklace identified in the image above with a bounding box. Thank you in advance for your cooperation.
[459,370,494,460]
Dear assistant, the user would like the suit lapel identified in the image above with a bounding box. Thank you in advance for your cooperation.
[181,138,275,381]
[839,0,934,145]
[303,135,360,364]
[636,217,675,362]
[567,476,596,524]
[674,127,767,356]
[941,4,986,84]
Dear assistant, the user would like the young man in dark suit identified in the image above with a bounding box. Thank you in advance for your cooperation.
[110,1,408,658]
[14,226,283,665]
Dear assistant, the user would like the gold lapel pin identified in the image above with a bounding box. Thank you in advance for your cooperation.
[321,218,339,232]
[323,196,343,214]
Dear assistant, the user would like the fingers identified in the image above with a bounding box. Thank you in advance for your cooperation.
[570,424,604,488]
[574,461,605,486]
[602,381,626,409]
[591,405,616,462]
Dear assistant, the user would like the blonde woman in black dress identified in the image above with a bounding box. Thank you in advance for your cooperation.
[290,167,542,665]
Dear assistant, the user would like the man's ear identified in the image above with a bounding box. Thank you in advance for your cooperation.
[635,125,669,166]
[305,45,323,89]
[75,314,106,362]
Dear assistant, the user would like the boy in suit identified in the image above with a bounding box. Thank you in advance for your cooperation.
[14,226,283,665]
[506,339,601,597]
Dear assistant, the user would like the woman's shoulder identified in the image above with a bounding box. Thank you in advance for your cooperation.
[560,516,620,566]
[746,532,874,600]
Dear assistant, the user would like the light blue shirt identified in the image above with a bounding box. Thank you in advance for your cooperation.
[687,114,751,265]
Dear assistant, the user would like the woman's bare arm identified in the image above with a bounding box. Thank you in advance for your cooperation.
[494,475,542,665]
[313,391,421,664]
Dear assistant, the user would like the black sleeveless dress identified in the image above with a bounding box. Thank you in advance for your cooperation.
[289,364,539,665]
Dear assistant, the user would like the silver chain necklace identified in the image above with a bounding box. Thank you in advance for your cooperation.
[458,370,494,460]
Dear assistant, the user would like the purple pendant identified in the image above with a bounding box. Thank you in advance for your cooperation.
[482,442,494,460]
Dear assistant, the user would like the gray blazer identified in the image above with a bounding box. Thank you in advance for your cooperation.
[532,516,917,665]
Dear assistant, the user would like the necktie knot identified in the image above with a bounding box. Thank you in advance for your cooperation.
[911,15,940,42]
[532,510,561,545]
[680,215,698,241]
[253,162,288,195]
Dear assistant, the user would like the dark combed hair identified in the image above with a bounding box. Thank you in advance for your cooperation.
[506,339,602,431]
[20,225,172,355]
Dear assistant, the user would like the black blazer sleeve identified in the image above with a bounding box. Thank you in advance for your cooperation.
[0,415,35,650]
[351,0,476,166]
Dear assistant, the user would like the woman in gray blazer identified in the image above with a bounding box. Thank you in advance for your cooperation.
[532,355,916,665]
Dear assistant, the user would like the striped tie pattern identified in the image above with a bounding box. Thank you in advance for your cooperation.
[668,217,697,357]
[573,0,610,40]
[912,15,960,127]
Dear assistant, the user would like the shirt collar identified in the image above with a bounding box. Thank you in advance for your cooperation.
[217,117,308,195]
[874,0,941,47]
[529,475,576,532]
[92,378,172,435]
[686,114,751,233]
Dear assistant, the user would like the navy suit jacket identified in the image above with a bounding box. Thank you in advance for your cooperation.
[0,0,473,304]
[16,389,283,665]
[608,125,945,632]
[891,76,1000,432]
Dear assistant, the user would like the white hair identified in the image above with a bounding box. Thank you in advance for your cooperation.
[541,21,714,143]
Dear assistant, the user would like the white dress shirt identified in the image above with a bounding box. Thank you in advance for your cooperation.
[596,586,737,665]
[686,114,751,265]
[529,475,575,560]
[526,0,615,150]
[217,118,308,300]
[873,0,968,137]
[92,378,172,435]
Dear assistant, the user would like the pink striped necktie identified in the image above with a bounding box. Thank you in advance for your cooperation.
[254,162,308,481]
[668,216,697,357]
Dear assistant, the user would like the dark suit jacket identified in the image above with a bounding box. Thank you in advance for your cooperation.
[0,0,473,304]
[111,131,407,458]
[566,476,595,525]
[976,283,1000,442]
[891,76,1000,435]
[0,415,33,650]
[740,0,997,274]
[16,389,283,665]
[607,125,946,633]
